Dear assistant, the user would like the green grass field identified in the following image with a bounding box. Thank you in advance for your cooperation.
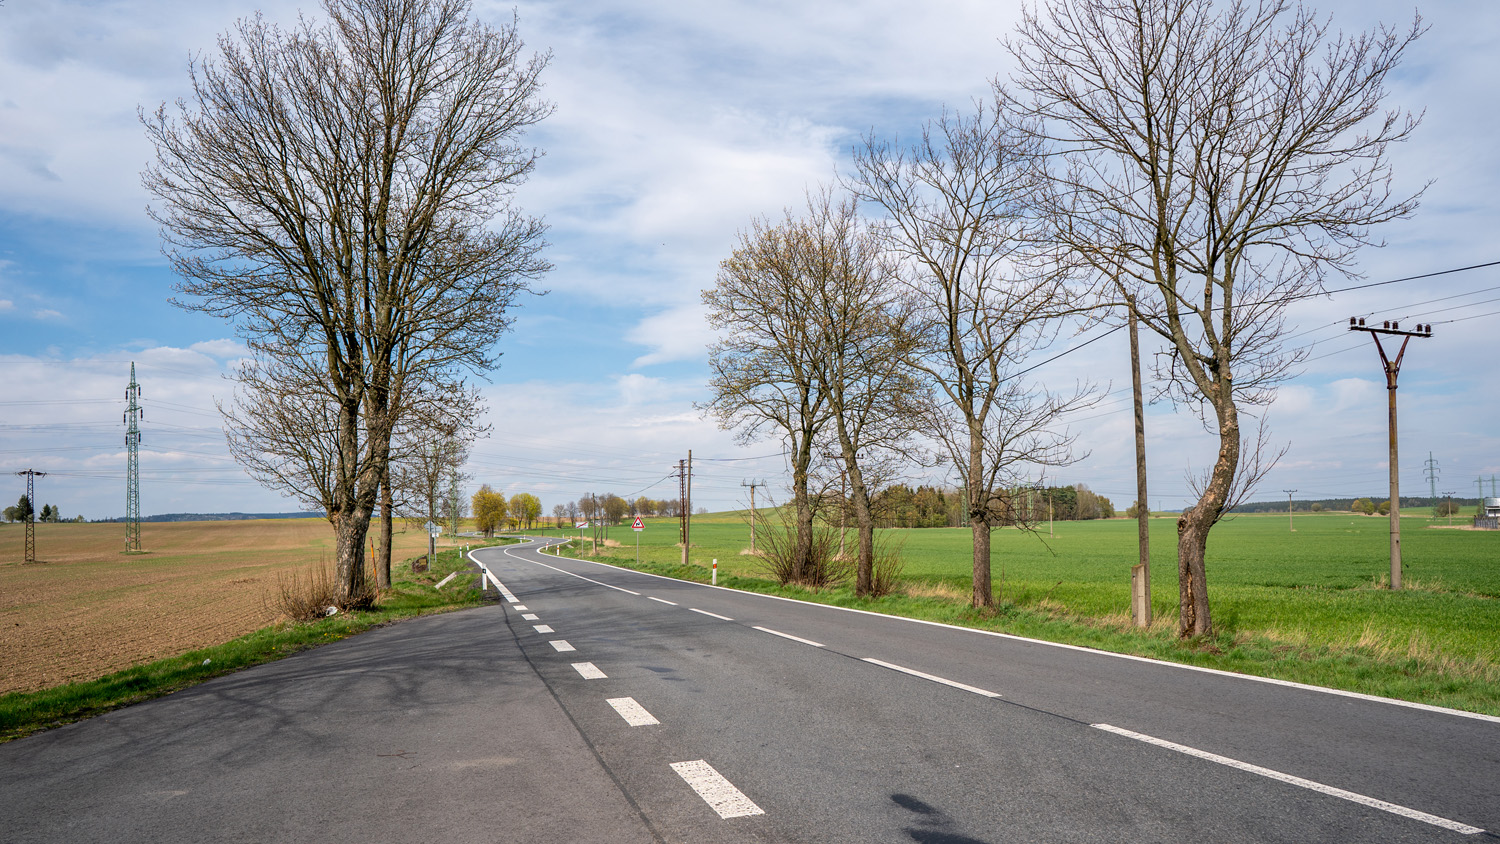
[535,511,1500,714]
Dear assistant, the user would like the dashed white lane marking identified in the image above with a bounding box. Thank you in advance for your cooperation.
[690,608,733,621]
[1092,724,1485,835]
[606,697,660,726]
[513,605,528,611]
[533,624,554,634]
[512,548,1500,726]
[752,626,824,648]
[572,662,607,679]
[648,596,678,606]
[522,613,539,621]
[862,657,1001,698]
[670,760,765,819]
[549,640,575,652]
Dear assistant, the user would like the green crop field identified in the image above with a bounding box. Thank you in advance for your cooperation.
[533,511,1500,714]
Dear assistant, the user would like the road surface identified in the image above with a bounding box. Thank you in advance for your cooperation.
[2,536,1494,842]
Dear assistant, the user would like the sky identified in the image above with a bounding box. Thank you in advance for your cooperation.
[1,0,1497,522]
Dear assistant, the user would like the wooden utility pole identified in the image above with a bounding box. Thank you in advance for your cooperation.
[679,451,692,567]
[1284,489,1297,532]
[742,479,763,554]
[1349,317,1433,590]
[1127,304,1150,627]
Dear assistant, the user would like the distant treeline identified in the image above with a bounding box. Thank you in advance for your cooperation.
[1230,497,1480,514]
[868,483,1118,529]
[92,512,325,523]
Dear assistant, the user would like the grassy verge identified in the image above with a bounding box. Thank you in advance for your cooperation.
[0,542,505,743]
[541,539,1500,717]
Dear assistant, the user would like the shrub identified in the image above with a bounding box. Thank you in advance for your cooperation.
[752,512,850,588]
[866,533,908,598]
[269,557,376,621]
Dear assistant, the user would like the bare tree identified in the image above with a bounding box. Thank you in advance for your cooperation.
[851,103,1093,609]
[221,348,486,590]
[702,211,834,585]
[796,189,930,597]
[143,0,550,603]
[1008,0,1424,635]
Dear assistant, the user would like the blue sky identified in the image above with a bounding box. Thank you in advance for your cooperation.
[2,0,1498,521]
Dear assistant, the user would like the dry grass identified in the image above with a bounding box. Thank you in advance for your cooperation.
[902,580,969,602]
[0,520,442,695]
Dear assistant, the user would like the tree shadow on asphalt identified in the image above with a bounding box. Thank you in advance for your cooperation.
[892,792,994,844]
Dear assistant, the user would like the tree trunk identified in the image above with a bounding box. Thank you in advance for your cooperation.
[845,454,875,597]
[377,465,393,591]
[970,514,992,609]
[790,430,816,584]
[967,424,993,608]
[332,504,373,606]
[1175,402,1239,637]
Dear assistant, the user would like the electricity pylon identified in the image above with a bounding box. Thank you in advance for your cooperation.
[125,362,144,553]
[16,469,46,563]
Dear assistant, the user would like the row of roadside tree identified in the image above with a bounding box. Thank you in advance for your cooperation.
[701,0,1424,638]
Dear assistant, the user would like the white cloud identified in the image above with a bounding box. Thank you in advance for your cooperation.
[188,338,249,360]
[0,299,14,312]
[626,303,715,368]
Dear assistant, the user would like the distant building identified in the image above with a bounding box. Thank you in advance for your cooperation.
[1478,498,1500,530]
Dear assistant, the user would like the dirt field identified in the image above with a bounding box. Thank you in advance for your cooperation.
[0,520,444,695]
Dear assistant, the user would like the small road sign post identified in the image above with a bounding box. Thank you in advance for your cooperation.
[424,520,440,572]
[633,516,644,564]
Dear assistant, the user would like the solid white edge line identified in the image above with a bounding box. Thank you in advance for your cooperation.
[549,640,575,652]
[670,760,765,819]
[572,662,607,679]
[1092,724,1484,835]
[496,547,1500,725]
[648,596,678,606]
[606,696,660,726]
[752,626,824,648]
[862,657,1001,698]
[690,608,734,621]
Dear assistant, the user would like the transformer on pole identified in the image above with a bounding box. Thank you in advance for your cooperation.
[125,362,144,553]
[1348,317,1433,589]
[16,469,46,563]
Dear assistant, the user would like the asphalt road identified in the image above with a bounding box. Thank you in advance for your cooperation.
[2,536,1495,842]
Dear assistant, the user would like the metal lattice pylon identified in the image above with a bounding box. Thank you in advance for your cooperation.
[125,362,143,553]
[16,469,46,563]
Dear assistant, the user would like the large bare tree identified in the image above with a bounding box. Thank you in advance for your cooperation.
[702,209,835,585]
[851,104,1092,609]
[143,0,550,602]
[220,348,486,590]
[1007,0,1424,635]
[796,189,928,597]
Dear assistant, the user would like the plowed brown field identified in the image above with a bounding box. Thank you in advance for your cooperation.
[0,520,442,695]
